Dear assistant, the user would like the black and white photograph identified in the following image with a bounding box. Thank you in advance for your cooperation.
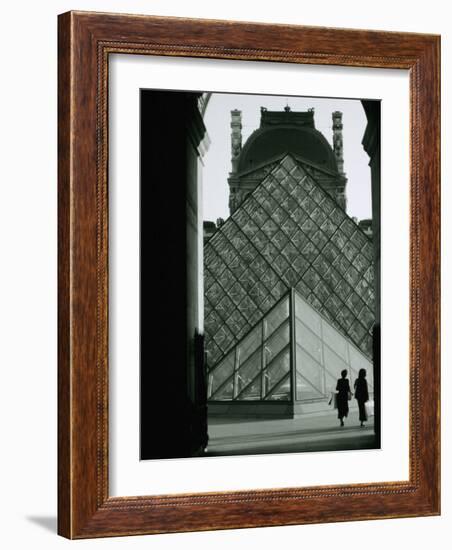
[140,90,380,460]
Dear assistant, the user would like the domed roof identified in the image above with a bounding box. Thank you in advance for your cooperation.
[237,124,338,174]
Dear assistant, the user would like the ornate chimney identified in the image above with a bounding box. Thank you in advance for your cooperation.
[230,109,242,174]
[332,111,345,176]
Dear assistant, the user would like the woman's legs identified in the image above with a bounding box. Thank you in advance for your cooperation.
[358,400,367,426]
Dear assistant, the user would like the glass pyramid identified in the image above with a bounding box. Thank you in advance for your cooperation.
[204,154,375,370]
[207,289,373,403]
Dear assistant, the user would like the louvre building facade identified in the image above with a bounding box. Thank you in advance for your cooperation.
[204,107,375,417]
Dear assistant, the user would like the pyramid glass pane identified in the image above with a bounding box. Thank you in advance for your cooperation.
[296,377,324,401]
[264,347,291,395]
[208,350,235,397]
[324,368,338,395]
[323,346,349,379]
[238,376,262,400]
[237,325,261,367]
[295,318,323,364]
[264,295,289,338]
[212,379,234,400]
[264,321,290,363]
[237,349,261,393]
[322,321,348,362]
[265,374,291,401]
[294,292,322,336]
[296,346,325,398]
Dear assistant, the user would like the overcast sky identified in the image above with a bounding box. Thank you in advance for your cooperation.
[202,92,373,223]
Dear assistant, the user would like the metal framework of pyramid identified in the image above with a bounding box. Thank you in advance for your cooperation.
[204,154,375,374]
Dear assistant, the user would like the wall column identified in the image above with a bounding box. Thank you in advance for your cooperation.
[140,90,209,459]
[362,100,381,447]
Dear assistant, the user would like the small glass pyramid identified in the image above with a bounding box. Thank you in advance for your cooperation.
[207,288,373,407]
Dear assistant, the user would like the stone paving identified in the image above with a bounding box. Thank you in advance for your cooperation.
[205,408,376,456]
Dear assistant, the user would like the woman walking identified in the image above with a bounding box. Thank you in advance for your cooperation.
[354,368,369,427]
[336,369,351,427]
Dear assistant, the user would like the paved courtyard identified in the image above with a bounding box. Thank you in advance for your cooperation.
[206,408,376,456]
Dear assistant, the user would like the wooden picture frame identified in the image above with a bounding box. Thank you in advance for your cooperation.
[58,11,440,539]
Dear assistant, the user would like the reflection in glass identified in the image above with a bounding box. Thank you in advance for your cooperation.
[323,346,348,379]
[237,325,261,366]
[209,350,234,395]
[212,379,234,400]
[296,346,324,398]
[264,296,289,338]
[265,321,290,363]
[294,291,321,335]
[237,349,261,396]
[296,374,323,401]
[265,347,290,394]
[238,377,262,400]
[295,318,322,363]
[322,321,348,361]
[266,374,291,401]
